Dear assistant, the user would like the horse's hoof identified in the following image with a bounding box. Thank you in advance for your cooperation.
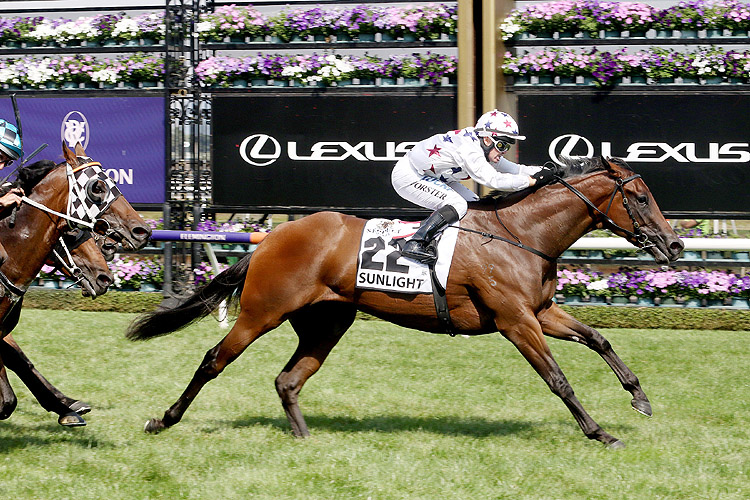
[144,418,165,434]
[58,412,86,427]
[607,439,626,450]
[631,398,653,417]
[69,401,92,415]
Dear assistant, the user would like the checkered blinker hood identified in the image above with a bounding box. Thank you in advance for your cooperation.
[67,156,121,228]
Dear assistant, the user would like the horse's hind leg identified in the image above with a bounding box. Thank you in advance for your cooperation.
[0,363,17,420]
[144,311,282,434]
[538,304,651,416]
[278,303,356,437]
[500,315,624,448]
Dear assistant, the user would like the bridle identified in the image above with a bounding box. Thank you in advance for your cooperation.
[555,173,656,251]
[49,229,96,290]
[0,159,119,300]
[459,171,656,261]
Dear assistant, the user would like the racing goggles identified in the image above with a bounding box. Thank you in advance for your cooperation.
[488,136,513,154]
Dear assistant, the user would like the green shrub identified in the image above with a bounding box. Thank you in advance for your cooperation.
[23,290,750,331]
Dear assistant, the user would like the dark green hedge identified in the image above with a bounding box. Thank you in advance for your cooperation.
[22,290,750,331]
[25,289,163,313]
[560,305,750,331]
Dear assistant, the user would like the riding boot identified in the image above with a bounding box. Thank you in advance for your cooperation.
[401,205,460,263]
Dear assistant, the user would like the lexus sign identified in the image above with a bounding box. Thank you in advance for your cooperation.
[212,94,456,215]
[519,93,750,216]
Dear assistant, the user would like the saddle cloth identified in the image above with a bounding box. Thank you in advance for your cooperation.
[355,218,459,294]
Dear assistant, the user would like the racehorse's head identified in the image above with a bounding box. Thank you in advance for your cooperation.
[599,157,683,264]
[48,229,114,298]
[62,142,151,251]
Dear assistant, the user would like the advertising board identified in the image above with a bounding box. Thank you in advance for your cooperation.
[211,93,457,216]
[517,93,749,217]
[0,96,165,205]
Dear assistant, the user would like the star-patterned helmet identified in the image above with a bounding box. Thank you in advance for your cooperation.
[0,119,22,160]
[474,110,526,141]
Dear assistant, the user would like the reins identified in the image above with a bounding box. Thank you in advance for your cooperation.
[460,171,655,261]
[458,225,557,262]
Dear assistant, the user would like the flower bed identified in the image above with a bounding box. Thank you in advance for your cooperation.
[557,267,750,305]
[0,4,456,47]
[0,53,164,88]
[504,46,750,87]
[195,52,456,87]
[500,0,750,39]
[0,12,165,46]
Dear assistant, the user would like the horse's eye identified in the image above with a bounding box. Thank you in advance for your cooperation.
[636,195,648,205]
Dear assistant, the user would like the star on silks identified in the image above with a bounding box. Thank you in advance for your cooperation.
[442,134,453,143]
[490,110,498,117]
[450,167,463,174]
[427,144,442,157]
[504,119,513,129]
[428,164,436,173]
[464,130,477,141]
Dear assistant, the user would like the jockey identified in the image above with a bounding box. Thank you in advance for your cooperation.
[0,119,25,218]
[391,109,557,263]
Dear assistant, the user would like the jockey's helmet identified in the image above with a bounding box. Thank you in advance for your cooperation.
[474,110,526,142]
[0,120,23,160]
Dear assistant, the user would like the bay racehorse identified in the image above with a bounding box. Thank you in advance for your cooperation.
[0,228,112,426]
[0,146,151,426]
[128,157,683,448]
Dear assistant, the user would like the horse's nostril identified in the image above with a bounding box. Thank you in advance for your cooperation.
[98,274,113,288]
[132,225,151,238]
[670,240,685,252]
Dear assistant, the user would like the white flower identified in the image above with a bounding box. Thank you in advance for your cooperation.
[195,21,213,33]
[91,68,119,84]
[27,20,58,41]
[25,58,57,86]
[112,18,141,38]
[0,67,20,85]
[587,279,610,291]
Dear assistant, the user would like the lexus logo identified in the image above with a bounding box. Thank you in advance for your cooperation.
[548,134,594,164]
[239,134,281,166]
[61,111,90,150]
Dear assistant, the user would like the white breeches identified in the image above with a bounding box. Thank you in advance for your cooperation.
[391,156,477,219]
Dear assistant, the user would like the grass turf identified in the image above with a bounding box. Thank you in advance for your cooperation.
[0,310,747,499]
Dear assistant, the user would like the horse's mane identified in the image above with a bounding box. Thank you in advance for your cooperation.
[479,156,633,202]
[14,160,60,193]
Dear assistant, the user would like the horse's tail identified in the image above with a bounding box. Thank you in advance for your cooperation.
[126,254,251,341]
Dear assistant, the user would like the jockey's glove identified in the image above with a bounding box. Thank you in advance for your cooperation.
[531,167,557,186]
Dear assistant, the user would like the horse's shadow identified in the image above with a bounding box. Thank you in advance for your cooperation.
[216,413,637,439]
[219,414,544,438]
[0,421,113,453]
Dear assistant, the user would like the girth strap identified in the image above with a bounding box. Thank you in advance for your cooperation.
[428,263,455,336]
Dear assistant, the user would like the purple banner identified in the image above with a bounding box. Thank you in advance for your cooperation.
[0,96,165,204]
[150,230,267,244]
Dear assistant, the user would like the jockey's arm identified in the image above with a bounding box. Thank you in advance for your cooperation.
[454,146,533,192]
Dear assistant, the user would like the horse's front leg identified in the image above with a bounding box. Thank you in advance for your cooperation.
[537,303,651,417]
[0,335,87,426]
[499,314,624,448]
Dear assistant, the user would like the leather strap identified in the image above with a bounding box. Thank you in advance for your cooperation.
[429,261,455,336]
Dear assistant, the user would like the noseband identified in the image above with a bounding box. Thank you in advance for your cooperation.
[555,173,655,250]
